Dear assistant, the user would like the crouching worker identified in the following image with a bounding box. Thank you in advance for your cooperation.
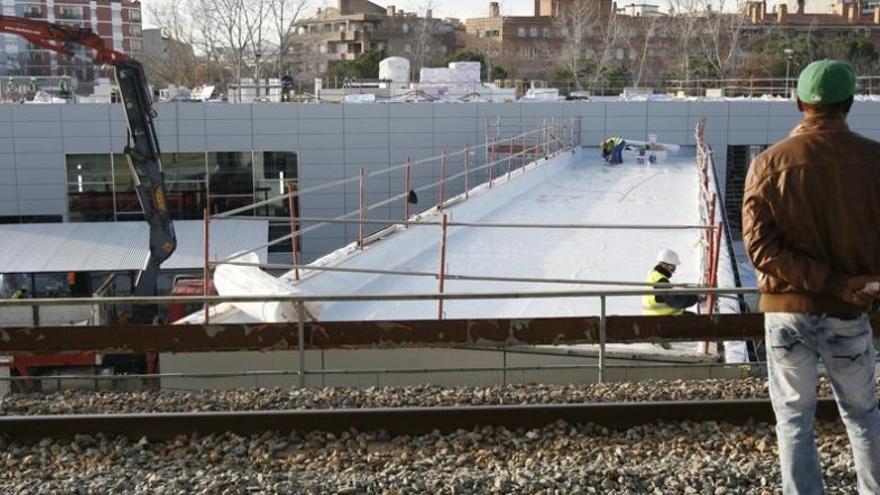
[601,137,627,164]
[642,249,700,316]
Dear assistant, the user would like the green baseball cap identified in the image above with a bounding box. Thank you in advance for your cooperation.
[796,59,856,105]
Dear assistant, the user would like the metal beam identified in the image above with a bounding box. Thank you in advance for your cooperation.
[3,313,877,354]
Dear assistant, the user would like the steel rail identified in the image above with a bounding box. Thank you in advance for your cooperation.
[0,287,759,308]
[0,399,845,441]
[231,216,716,230]
[212,261,704,288]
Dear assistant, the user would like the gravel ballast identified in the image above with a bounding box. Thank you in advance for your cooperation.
[0,419,858,495]
[0,377,820,416]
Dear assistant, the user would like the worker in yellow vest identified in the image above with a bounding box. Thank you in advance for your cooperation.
[642,249,699,316]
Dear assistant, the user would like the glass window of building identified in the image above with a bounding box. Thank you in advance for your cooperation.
[66,154,114,221]
[517,27,526,37]
[163,152,208,220]
[208,151,254,214]
[530,27,538,37]
[112,153,142,220]
[253,152,298,253]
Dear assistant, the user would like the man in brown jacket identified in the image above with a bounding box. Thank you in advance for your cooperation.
[742,59,880,494]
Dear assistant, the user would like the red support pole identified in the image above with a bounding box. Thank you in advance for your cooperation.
[287,183,300,281]
[358,167,365,249]
[404,158,412,222]
[707,221,725,318]
[506,143,513,179]
[440,150,447,208]
[203,208,210,324]
[464,144,470,199]
[438,213,448,320]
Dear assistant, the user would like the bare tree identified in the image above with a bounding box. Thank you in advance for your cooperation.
[588,6,628,92]
[145,0,201,87]
[667,0,702,85]
[697,0,749,81]
[268,0,309,77]
[553,0,593,90]
[631,16,659,88]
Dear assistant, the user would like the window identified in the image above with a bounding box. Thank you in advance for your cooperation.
[162,153,208,220]
[439,45,447,55]
[542,27,551,37]
[66,154,114,221]
[530,27,538,37]
[130,9,141,22]
[208,151,254,215]
[517,27,526,37]
[629,48,636,60]
[402,23,410,33]
[405,43,412,53]
[475,29,482,38]
[616,48,624,60]
[319,44,327,54]
[58,6,83,20]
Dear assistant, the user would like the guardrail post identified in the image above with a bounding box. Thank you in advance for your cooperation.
[599,295,607,383]
[203,208,210,324]
[437,214,449,319]
[440,150,447,208]
[464,144,470,199]
[358,167,365,249]
[489,138,496,187]
[297,301,306,387]
[506,142,513,179]
[404,158,412,224]
[287,183,300,281]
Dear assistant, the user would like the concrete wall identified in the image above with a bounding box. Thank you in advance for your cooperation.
[2,100,880,261]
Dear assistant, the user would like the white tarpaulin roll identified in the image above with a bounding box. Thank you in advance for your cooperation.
[214,252,323,322]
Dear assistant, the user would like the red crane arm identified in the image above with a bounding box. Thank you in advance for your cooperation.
[0,14,123,64]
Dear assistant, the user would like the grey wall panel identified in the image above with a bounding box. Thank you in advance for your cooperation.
[390,133,434,148]
[0,138,14,154]
[11,105,60,122]
[206,120,252,135]
[15,167,64,184]
[389,103,433,118]
[253,119,298,135]
[14,121,62,137]
[62,137,113,153]
[0,122,12,138]
[390,118,433,133]
[176,104,205,120]
[15,138,63,154]
[62,120,111,137]
[253,134,298,151]
[301,148,345,165]
[299,119,343,134]
[0,106,12,121]
[477,103,521,118]
[345,148,391,164]
[205,104,250,120]
[299,105,343,119]
[344,118,389,134]
[0,199,18,215]
[433,103,476,118]
[301,164,345,180]
[17,199,66,215]
[178,120,206,135]
[647,116,690,131]
[302,133,348,149]
[606,101,647,117]
[343,103,389,119]
[205,134,253,151]
[153,103,177,120]
[17,183,65,200]
[14,153,62,168]
[178,135,207,151]
[647,101,689,116]
[0,168,16,183]
[253,104,298,119]
[434,118,479,134]
[521,102,566,117]
[61,104,111,121]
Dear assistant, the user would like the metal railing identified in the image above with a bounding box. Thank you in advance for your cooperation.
[1,286,760,387]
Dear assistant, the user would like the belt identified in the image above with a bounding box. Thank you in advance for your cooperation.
[818,312,863,321]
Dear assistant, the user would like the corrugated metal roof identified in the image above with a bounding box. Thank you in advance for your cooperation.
[0,220,268,273]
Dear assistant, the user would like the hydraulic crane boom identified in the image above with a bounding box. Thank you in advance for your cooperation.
[0,15,177,301]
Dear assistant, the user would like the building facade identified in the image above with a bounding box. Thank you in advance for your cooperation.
[0,0,142,82]
[291,0,463,82]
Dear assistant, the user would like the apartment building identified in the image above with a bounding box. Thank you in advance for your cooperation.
[744,0,880,49]
[0,0,142,81]
[291,0,463,82]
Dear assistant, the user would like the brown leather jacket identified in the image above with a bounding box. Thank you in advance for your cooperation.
[742,114,880,313]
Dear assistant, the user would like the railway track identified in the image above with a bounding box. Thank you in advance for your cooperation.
[0,398,843,441]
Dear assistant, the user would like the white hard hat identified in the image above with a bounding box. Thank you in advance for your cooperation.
[656,249,681,266]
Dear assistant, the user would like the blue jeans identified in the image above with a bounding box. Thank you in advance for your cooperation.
[610,142,625,164]
[766,313,880,494]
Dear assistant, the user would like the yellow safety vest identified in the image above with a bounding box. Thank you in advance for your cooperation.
[642,270,683,316]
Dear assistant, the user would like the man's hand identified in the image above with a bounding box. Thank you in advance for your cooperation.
[839,275,880,306]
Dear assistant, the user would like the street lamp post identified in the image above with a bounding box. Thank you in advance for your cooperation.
[254,51,262,101]
[784,48,794,97]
